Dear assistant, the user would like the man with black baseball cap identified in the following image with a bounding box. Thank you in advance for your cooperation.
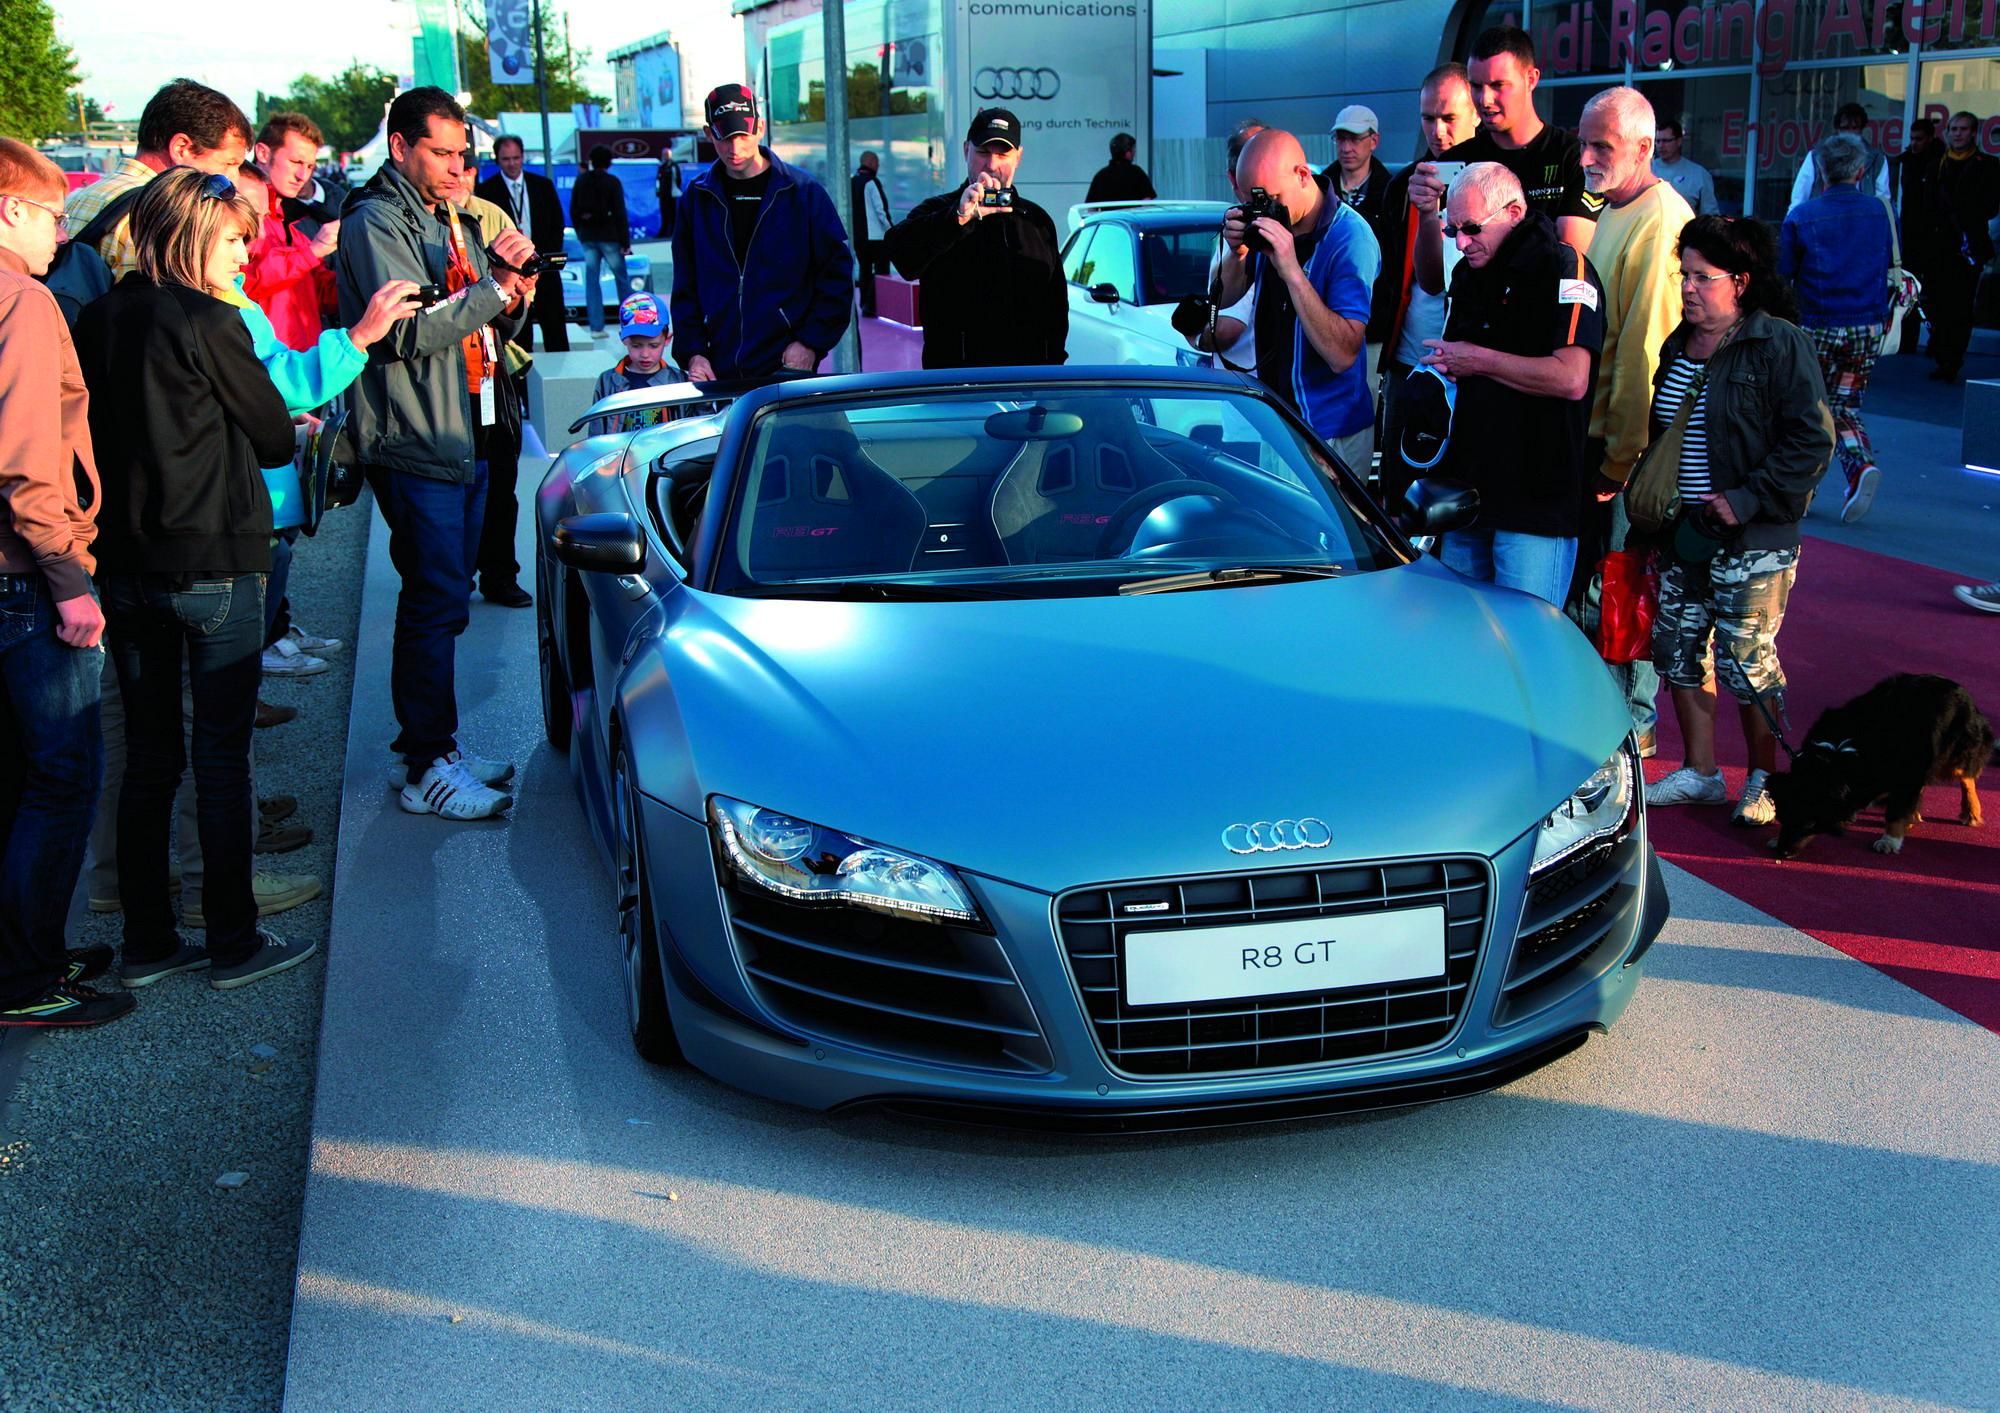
[670,82,852,382]
[884,107,1067,368]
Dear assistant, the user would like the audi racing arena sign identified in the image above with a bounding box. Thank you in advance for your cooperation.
[956,1,1149,215]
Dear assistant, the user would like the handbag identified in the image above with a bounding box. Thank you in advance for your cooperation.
[1878,194,1922,356]
[1593,548,1658,664]
[1622,376,1698,534]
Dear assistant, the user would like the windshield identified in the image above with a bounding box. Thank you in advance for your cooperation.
[715,384,1406,599]
[1138,228,1223,304]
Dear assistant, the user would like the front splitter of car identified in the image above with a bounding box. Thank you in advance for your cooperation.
[637,793,1666,1127]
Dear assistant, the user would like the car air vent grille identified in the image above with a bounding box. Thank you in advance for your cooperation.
[1500,834,1644,1023]
[724,887,1053,1074]
[1056,859,1489,1078]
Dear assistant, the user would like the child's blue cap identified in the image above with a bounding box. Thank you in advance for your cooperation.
[619,292,667,341]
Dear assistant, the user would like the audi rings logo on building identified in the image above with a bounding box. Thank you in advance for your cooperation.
[975,67,1060,101]
[1221,819,1333,855]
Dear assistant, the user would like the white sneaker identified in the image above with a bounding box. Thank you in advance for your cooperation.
[1840,465,1881,524]
[1733,768,1776,826]
[385,748,515,790]
[1954,581,2000,614]
[399,757,515,819]
[1646,766,1727,807]
[261,638,329,677]
[284,624,343,654]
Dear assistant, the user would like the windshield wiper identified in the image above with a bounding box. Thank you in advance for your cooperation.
[1118,564,1344,596]
[756,578,1031,601]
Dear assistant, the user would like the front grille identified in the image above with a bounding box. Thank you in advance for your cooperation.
[1499,834,1641,1022]
[1056,859,1489,1078]
[723,885,1053,1074]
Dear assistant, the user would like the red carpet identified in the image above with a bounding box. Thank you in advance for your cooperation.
[1643,535,2000,1031]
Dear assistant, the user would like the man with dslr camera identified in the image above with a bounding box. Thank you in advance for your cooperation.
[1215,128,1380,475]
[885,108,1067,369]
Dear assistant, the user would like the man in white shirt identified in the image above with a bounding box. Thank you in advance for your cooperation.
[1786,103,1890,212]
[1180,120,1264,373]
[1651,118,1719,215]
[475,135,568,352]
[850,151,893,316]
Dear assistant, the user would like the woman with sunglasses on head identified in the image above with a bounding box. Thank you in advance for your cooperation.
[75,168,315,993]
[1641,215,1834,828]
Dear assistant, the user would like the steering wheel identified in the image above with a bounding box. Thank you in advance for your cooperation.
[1096,480,1240,558]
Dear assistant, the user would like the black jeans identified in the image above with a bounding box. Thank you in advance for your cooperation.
[1928,254,1979,373]
[476,398,526,587]
[369,465,486,775]
[102,571,264,967]
[857,240,887,315]
[0,575,104,1005]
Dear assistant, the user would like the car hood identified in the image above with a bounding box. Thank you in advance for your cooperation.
[646,560,1631,894]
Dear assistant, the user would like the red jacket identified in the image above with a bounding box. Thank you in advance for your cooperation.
[244,209,334,351]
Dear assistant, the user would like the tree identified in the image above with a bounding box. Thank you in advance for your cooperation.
[459,2,608,119]
[259,64,398,155]
[0,0,81,141]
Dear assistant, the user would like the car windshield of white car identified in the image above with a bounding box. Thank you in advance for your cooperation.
[717,386,1403,599]
[1139,228,1224,304]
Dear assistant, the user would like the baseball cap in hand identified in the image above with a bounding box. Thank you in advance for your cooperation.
[705,83,759,137]
[1398,365,1456,471]
[619,292,666,341]
[1334,104,1380,136]
[967,107,1022,150]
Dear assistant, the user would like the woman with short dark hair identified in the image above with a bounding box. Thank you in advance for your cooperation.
[76,168,314,992]
[1643,215,1835,828]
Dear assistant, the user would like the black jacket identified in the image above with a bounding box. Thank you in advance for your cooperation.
[1652,310,1834,551]
[475,170,565,252]
[1440,212,1605,538]
[77,275,296,576]
[569,168,629,245]
[1325,156,1393,236]
[885,188,1068,369]
[1085,161,1156,204]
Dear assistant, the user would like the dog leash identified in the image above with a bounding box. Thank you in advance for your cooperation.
[1721,637,1801,765]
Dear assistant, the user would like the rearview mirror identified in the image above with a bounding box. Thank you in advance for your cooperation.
[1089,283,1121,305]
[553,512,647,575]
[1397,478,1480,539]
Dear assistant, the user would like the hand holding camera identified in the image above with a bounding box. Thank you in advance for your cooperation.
[487,228,544,298]
[957,171,1017,225]
[1224,187,1292,260]
[347,278,424,352]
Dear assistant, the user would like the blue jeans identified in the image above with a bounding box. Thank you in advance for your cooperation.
[581,241,623,333]
[1440,529,1579,609]
[0,576,104,1006]
[369,465,487,775]
[102,571,265,967]
[265,526,300,645]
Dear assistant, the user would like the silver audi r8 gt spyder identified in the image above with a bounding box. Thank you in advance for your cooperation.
[536,366,1668,1130]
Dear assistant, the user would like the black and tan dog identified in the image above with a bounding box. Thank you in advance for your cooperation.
[1768,674,1993,859]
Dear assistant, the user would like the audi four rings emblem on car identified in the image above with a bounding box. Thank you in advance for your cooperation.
[975,67,1061,100]
[1222,819,1334,854]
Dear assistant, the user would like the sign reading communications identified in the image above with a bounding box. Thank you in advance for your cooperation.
[1541,0,2000,77]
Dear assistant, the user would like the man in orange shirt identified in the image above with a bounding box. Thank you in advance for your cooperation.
[0,139,133,1029]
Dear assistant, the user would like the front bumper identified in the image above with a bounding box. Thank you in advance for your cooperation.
[636,794,1667,1126]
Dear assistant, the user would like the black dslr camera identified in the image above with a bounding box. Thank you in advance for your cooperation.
[1237,186,1290,250]
[978,185,1017,209]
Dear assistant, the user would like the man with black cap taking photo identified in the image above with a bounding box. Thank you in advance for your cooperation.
[885,108,1068,368]
[671,83,853,382]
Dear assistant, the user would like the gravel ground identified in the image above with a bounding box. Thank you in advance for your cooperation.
[0,501,371,1410]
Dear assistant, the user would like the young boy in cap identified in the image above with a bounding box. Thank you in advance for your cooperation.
[592,292,679,433]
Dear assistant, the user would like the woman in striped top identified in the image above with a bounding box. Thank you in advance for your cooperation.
[1641,215,1835,830]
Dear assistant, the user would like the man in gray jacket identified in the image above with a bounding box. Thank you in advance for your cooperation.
[336,86,538,821]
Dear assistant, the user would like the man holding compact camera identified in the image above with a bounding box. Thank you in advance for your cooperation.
[885,108,1068,369]
[1215,127,1381,476]
[336,86,538,820]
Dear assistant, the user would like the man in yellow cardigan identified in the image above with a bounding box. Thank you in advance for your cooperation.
[1574,84,1693,758]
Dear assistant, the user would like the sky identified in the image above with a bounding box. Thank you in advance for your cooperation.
[53,0,686,119]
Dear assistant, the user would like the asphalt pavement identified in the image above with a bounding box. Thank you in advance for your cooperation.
[284,451,2000,1408]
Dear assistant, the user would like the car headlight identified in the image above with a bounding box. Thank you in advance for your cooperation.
[1529,746,1637,877]
[709,796,981,925]
[1174,347,1208,368]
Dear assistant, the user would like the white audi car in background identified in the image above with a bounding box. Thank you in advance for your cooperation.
[1059,201,1231,368]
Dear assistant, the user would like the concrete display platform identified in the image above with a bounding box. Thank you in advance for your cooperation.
[283,493,2000,1408]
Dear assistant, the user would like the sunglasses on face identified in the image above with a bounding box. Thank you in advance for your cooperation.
[1443,219,1488,238]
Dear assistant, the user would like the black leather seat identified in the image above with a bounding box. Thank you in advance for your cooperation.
[986,400,1184,563]
[746,415,928,581]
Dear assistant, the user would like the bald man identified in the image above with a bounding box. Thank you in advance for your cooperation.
[1216,127,1381,475]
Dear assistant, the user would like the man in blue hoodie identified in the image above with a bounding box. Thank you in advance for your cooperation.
[671,83,853,382]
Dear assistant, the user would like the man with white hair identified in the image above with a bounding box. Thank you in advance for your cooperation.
[1574,84,1692,754]
[1418,162,1604,607]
